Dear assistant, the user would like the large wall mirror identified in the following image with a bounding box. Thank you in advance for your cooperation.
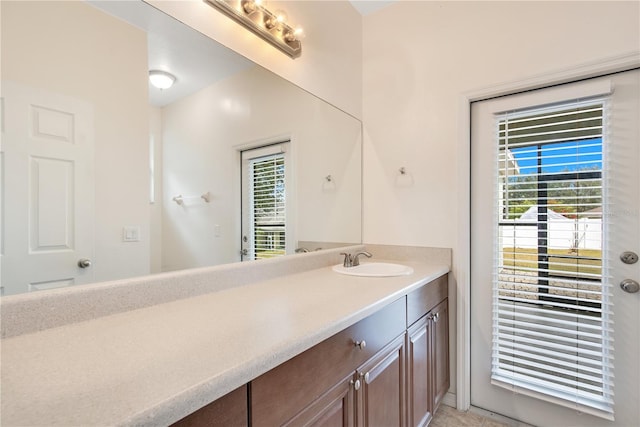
[0,0,362,296]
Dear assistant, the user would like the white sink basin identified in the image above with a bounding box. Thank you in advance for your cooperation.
[332,262,414,277]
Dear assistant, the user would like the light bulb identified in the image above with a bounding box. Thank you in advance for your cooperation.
[264,12,278,29]
[284,26,304,42]
[241,0,257,14]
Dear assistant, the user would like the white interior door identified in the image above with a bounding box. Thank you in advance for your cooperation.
[470,70,639,426]
[1,81,94,295]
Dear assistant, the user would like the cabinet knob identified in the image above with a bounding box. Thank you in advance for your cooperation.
[350,379,361,390]
[360,371,370,384]
[433,312,440,323]
[354,340,366,350]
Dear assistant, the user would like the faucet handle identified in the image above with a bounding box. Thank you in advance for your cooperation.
[352,251,372,266]
[340,252,353,267]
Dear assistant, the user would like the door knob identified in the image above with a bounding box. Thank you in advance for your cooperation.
[620,251,639,265]
[620,279,639,294]
[77,258,92,268]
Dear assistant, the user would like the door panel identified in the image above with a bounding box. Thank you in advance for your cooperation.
[357,334,405,427]
[283,373,355,427]
[30,157,74,251]
[407,316,432,427]
[431,300,449,411]
[470,70,639,426]
[1,81,94,295]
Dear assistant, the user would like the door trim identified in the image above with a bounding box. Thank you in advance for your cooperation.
[456,51,640,411]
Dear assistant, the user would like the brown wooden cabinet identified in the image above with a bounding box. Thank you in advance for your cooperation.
[356,333,405,426]
[407,316,431,427]
[171,385,248,427]
[406,274,449,427]
[251,297,407,426]
[284,372,355,427]
[283,329,406,427]
[177,273,449,427]
[430,299,450,412]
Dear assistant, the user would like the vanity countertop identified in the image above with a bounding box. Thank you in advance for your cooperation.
[0,261,449,426]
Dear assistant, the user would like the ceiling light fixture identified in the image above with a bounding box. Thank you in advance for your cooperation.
[204,0,302,58]
[149,70,176,90]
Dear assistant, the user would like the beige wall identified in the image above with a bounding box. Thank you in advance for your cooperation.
[2,1,151,283]
[362,0,640,396]
[145,0,364,120]
[160,66,361,271]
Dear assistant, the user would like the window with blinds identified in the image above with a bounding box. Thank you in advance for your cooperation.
[493,99,613,417]
[249,153,286,259]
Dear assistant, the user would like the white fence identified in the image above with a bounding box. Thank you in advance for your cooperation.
[501,218,602,250]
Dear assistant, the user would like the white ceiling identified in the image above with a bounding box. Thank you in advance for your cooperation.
[89,1,255,107]
[349,0,396,16]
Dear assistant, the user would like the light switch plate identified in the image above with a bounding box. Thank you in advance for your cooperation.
[123,226,141,242]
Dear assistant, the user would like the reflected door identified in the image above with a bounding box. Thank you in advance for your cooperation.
[1,81,94,295]
[240,142,291,261]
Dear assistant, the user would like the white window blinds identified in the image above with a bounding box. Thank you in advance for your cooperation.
[493,98,614,418]
[249,152,286,259]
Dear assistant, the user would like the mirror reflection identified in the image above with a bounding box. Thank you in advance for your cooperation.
[0,0,362,296]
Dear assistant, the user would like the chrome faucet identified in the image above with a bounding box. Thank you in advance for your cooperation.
[352,251,372,266]
[340,252,353,267]
[340,251,372,267]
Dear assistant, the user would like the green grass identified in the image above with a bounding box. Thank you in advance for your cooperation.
[255,249,286,259]
[502,247,602,277]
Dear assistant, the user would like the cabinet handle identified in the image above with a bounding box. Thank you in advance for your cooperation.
[350,379,361,390]
[360,372,370,384]
[433,312,440,323]
[354,340,366,350]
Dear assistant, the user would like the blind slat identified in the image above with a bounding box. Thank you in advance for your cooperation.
[249,152,286,260]
[493,99,613,416]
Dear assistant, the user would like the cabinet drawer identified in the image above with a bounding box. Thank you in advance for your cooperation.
[251,297,406,427]
[406,274,447,327]
[171,385,248,427]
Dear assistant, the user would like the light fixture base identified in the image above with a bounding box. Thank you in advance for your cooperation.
[204,0,302,59]
[149,70,176,89]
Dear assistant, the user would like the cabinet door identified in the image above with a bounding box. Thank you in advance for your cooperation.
[284,372,355,427]
[356,334,405,427]
[430,299,449,411]
[407,316,432,427]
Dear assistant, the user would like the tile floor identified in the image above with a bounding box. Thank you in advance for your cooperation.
[431,404,512,427]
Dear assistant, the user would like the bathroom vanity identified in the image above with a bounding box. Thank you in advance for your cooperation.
[0,247,449,426]
[174,273,448,427]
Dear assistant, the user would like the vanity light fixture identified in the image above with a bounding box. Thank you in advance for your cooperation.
[204,0,303,58]
[149,70,176,90]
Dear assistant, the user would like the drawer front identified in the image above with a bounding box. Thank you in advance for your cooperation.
[406,274,448,327]
[251,297,406,427]
[171,385,248,427]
